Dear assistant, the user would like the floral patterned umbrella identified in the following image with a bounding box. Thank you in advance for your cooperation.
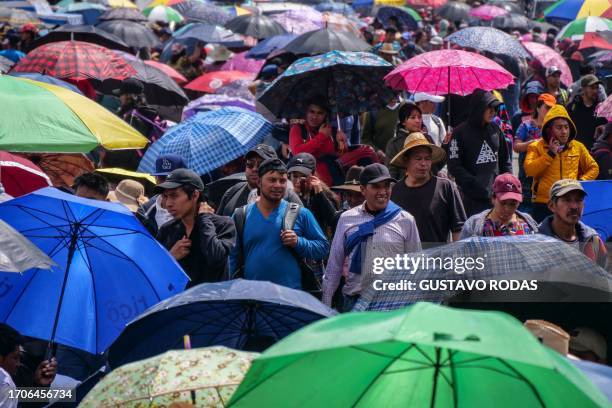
[596,94,612,120]
[80,347,258,407]
[220,52,265,74]
[522,41,573,87]
[259,50,394,118]
[270,11,321,34]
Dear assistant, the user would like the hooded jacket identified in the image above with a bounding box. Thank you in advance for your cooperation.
[524,105,599,204]
[447,90,512,203]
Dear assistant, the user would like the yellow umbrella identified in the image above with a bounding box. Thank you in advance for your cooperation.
[374,0,406,6]
[107,0,138,9]
[95,167,157,194]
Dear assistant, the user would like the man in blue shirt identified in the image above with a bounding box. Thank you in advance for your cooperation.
[229,158,329,289]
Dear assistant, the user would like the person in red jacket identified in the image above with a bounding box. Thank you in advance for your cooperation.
[289,97,348,186]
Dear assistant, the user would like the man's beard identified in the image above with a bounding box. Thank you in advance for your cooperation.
[260,189,283,203]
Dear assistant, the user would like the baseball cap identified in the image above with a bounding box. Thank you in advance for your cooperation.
[538,93,556,108]
[429,36,443,46]
[151,154,186,176]
[257,158,287,178]
[493,173,522,202]
[549,179,586,200]
[154,168,204,192]
[545,66,562,77]
[581,74,601,88]
[246,144,277,161]
[113,78,144,96]
[570,327,607,361]
[413,92,445,104]
[359,163,396,185]
[287,153,316,176]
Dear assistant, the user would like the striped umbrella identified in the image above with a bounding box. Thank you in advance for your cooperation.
[545,0,612,22]
[557,16,612,41]
[143,5,184,23]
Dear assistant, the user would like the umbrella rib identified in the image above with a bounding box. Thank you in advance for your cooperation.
[350,343,416,408]
[13,205,69,234]
[16,224,72,235]
[382,366,436,375]
[254,308,285,340]
[494,358,546,407]
[448,349,458,408]
[79,238,100,353]
[413,344,436,366]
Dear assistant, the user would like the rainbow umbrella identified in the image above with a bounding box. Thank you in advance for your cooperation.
[0,76,147,153]
[143,4,184,23]
[557,16,612,40]
[545,0,612,22]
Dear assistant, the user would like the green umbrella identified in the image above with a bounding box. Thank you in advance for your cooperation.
[229,303,609,407]
[81,347,258,407]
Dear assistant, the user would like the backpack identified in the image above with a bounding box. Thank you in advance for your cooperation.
[232,202,322,297]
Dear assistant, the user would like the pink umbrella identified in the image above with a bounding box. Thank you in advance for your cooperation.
[596,94,612,120]
[143,60,187,85]
[407,0,447,7]
[384,49,514,95]
[522,41,573,87]
[220,52,265,74]
[469,4,508,21]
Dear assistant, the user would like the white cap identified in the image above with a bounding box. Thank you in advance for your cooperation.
[429,36,443,45]
[413,92,445,103]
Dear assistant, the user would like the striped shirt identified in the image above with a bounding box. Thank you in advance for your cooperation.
[322,202,421,306]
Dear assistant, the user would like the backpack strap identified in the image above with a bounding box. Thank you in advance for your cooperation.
[232,205,247,278]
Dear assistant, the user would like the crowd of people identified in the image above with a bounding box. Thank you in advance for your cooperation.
[0,0,611,404]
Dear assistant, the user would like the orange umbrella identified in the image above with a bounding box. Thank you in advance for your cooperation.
[185,71,255,93]
[26,153,95,189]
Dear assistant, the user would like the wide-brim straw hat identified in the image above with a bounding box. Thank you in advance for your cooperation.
[390,132,446,168]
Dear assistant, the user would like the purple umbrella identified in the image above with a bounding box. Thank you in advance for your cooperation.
[183,94,255,119]
[221,52,265,74]
[271,11,322,35]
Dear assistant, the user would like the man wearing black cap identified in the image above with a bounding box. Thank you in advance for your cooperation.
[156,169,236,286]
[323,164,420,310]
[216,144,301,217]
[229,159,329,290]
[115,78,158,138]
[287,153,338,235]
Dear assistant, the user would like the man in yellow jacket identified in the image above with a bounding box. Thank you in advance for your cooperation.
[524,104,599,222]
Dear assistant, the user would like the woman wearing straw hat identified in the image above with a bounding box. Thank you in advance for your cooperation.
[390,132,466,244]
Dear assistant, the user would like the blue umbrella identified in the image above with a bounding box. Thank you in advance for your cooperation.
[173,22,244,45]
[315,2,355,14]
[581,180,612,241]
[138,107,272,175]
[446,26,530,58]
[172,2,230,25]
[183,94,255,119]
[9,72,84,94]
[259,50,394,118]
[108,279,335,368]
[375,6,419,31]
[571,359,612,401]
[0,49,26,63]
[245,33,297,60]
[0,188,189,355]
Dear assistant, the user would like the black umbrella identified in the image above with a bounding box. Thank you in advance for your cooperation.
[100,51,188,106]
[282,28,371,55]
[174,22,244,45]
[97,20,160,49]
[225,14,287,40]
[98,7,148,22]
[491,12,531,31]
[172,2,230,25]
[206,172,246,209]
[0,55,14,74]
[436,1,471,21]
[29,25,131,53]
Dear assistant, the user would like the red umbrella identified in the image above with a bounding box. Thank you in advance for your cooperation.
[579,32,612,50]
[0,151,51,197]
[522,41,573,87]
[143,60,188,85]
[10,41,137,81]
[184,70,256,93]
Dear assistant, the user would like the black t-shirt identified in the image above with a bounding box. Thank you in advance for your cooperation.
[391,176,466,244]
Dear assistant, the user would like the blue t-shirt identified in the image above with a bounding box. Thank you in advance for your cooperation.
[515,120,542,198]
[231,200,329,289]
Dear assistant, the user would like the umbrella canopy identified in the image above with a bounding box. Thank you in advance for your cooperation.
[220,52,265,74]
[144,59,187,84]
[10,40,137,81]
[282,27,371,55]
[108,279,334,367]
[97,19,161,49]
[578,30,612,49]
[0,151,52,197]
[0,55,14,74]
[436,1,470,21]
[491,12,531,31]
[0,50,25,64]
[30,24,131,52]
[320,12,362,35]
[27,153,95,189]
[315,2,355,14]
[173,22,244,46]
[581,180,612,241]
[0,187,188,354]
[545,0,612,23]
[216,79,255,100]
[173,2,230,25]
[58,2,107,25]
[522,41,573,87]
[406,0,447,7]
[183,93,255,121]
[225,14,287,39]
[8,73,83,94]
[143,4,184,23]
[595,94,612,120]
[375,6,420,30]
[0,7,42,26]
[229,302,609,407]
[469,4,508,20]
[557,16,612,41]
[487,0,525,14]
[138,107,272,175]
[259,50,394,118]
[572,359,612,401]
[446,26,530,58]
[98,6,148,21]
[0,219,55,274]
[0,76,147,153]
[270,11,322,35]
[94,167,156,195]
[245,33,297,59]
[184,70,255,93]
[82,347,257,407]
[384,49,514,96]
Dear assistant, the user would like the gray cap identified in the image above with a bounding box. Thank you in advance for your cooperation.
[549,179,586,200]
[359,163,396,185]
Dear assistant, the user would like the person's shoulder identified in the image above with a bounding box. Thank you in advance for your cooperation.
[397,209,417,224]
[158,218,180,232]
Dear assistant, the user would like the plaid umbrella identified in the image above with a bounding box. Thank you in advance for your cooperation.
[259,50,394,118]
[97,20,161,49]
[10,41,136,81]
[446,26,530,58]
[138,107,272,175]
[354,235,612,312]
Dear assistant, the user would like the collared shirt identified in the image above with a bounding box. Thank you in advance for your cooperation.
[0,367,17,408]
[322,202,421,306]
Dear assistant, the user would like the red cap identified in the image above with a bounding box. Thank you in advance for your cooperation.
[493,173,522,203]
[20,23,38,33]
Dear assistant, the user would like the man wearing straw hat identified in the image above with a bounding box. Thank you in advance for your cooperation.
[390,132,466,245]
